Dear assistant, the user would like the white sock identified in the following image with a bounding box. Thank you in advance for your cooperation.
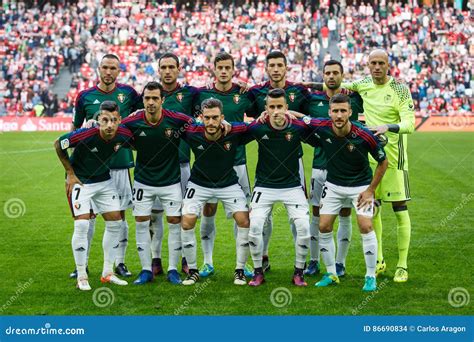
[236,227,250,269]
[319,231,336,275]
[249,217,265,268]
[293,218,310,269]
[102,220,122,277]
[200,215,216,266]
[72,219,89,278]
[262,214,273,256]
[361,231,378,277]
[181,228,197,270]
[86,218,95,263]
[136,220,152,271]
[150,212,164,259]
[336,215,352,265]
[115,220,128,265]
[309,215,320,261]
[168,223,182,271]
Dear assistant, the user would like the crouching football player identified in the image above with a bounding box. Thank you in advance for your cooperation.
[54,101,134,290]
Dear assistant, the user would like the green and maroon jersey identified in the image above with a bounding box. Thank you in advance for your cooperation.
[309,89,364,169]
[304,118,386,187]
[247,118,307,189]
[183,122,252,188]
[162,84,200,164]
[73,83,143,169]
[197,84,253,165]
[121,109,193,187]
[58,125,134,184]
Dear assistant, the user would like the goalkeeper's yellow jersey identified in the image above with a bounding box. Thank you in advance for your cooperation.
[344,76,415,170]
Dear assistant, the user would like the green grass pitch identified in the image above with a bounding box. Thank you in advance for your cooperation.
[0,131,472,315]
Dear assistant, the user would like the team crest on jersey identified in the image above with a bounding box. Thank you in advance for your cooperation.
[223,141,232,151]
[285,132,293,141]
[233,94,240,104]
[176,93,183,102]
[164,128,173,138]
[114,143,122,152]
[117,93,125,103]
[74,202,81,209]
[384,94,392,104]
[347,143,356,152]
[289,92,295,102]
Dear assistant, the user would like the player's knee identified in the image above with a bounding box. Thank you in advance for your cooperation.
[234,212,250,228]
[312,206,320,217]
[135,215,151,223]
[167,216,181,224]
[392,202,408,212]
[339,207,351,217]
[103,211,121,221]
[181,215,197,230]
[203,203,217,217]
[319,222,332,233]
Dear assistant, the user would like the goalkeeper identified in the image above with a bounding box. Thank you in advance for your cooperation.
[307,49,415,282]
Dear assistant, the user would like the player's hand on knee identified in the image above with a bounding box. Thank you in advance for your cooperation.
[65,172,83,198]
[357,189,374,210]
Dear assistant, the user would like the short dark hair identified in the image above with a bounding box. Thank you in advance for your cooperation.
[214,52,234,68]
[324,60,344,74]
[101,54,120,62]
[329,93,350,106]
[100,100,119,113]
[143,81,164,96]
[159,52,180,68]
[266,50,287,66]
[266,88,286,101]
[201,98,223,114]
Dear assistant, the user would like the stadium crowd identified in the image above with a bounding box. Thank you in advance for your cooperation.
[0,0,472,117]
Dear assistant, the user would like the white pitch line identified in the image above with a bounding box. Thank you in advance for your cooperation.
[0,147,53,155]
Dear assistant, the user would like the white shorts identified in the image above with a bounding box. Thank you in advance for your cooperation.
[298,157,307,196]
[309,168,327,206]
[69,179,121,217]
[110,169,133,210]
[204,164,251,205]
[249,186,309,221]
[319,181,374,217]
[132,181,182,217]
[152,162,190,211]
[182,182,248,218]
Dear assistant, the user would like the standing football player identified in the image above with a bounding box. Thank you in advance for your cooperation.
[70,54,142,279]
[247,51,311,273]
[302,93,388,291]
[195,52,254,278]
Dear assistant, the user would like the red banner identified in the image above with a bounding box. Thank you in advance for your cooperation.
[0,117,72,132]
